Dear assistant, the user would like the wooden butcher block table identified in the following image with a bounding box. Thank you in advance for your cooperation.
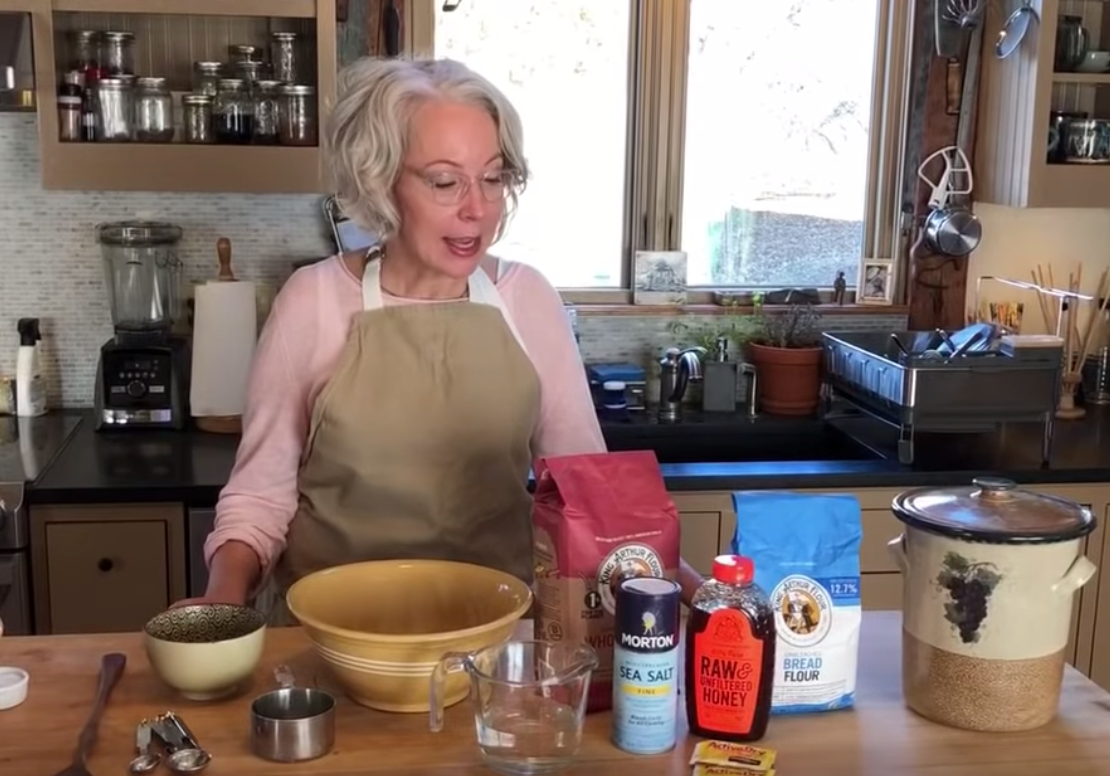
[3,612,1110,775]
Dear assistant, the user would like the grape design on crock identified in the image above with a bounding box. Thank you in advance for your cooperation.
[935,552,1002,644]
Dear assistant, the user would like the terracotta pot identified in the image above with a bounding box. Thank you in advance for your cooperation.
[747,342,823,416]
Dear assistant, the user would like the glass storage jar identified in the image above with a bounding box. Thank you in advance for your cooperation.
[252,80,282,145]
[229,44,261,64]
[214,78,254,144]
[182,93,214,144]
[192,62,224,97]
[101,31,135,76]
[271,32,300,83]
[95,76,135,141]
[135,77,174,143]
[279,84,317,146]
[66,30,102,80]
[234,60,265,89]
[57,72,84,143]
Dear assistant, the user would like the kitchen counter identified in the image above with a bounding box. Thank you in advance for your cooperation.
[28,410,240,505]
[27,406,1110,505]
[3,611,1110,775]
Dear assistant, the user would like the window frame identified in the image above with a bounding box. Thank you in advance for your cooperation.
[408,0,913,308]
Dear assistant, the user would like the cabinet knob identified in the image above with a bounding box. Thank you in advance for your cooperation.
[97,558,114,572]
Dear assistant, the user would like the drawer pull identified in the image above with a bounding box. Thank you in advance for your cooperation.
[98,558,114,572]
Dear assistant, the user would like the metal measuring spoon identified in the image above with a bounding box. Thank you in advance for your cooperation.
[128,719,161,774]
[151,712,212,774]
[166,748,211,774]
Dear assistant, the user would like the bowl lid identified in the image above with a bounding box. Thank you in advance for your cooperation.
[892,477,1096,545]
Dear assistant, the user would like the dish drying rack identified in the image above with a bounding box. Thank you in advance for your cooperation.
[822,319,1063,466]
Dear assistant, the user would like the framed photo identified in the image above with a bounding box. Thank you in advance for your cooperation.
[858,259,895,306]
[634,251,688,306]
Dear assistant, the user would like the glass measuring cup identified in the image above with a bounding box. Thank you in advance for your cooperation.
[430,640,599,776]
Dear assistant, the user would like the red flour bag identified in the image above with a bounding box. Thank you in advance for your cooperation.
[532,450,680,712]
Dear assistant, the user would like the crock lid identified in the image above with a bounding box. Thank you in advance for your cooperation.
[892,477,1096,544]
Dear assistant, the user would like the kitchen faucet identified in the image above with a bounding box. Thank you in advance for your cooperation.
[658,346,707,421]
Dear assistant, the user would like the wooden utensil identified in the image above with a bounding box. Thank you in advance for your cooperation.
[216,237,236,282]
[49,653,126,776]
[195,237,244,435]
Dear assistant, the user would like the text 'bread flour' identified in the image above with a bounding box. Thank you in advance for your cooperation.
[532,450,680,712]
[731,491,863,714]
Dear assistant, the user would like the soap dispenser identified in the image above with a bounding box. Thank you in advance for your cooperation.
[15,318,46,418]
[702,335,739,413]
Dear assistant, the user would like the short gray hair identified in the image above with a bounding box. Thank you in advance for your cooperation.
[325,57,529,243]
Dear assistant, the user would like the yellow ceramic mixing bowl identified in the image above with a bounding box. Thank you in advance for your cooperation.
[285,560,533,713]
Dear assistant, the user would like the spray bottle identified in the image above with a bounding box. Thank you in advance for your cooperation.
[15,318,46,417]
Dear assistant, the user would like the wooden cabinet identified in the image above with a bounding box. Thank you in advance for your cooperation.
[21,0,337,193]
[977,0,1110,207]
[1086,501,1110,690]
[672,493,727,577]
[31,503,187,634]
[861,573,903,610]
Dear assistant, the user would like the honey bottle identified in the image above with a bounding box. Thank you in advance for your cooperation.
[685,554,776,741]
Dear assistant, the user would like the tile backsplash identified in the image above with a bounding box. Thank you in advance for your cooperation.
[0,113,332,408]
[0,113,906,408]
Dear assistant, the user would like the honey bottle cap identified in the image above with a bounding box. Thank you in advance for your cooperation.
[712,554,754,585]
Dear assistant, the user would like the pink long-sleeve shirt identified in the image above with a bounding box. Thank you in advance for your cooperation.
[203,255,607,575]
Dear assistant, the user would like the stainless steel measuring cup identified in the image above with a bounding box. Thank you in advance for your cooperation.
[249,665,336,762]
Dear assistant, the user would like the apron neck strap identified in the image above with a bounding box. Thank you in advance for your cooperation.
[358,248,528,357]
[361,250,487,311]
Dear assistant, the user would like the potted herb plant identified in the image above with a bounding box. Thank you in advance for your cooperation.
[668,313,760,356]
[744,302,825,416]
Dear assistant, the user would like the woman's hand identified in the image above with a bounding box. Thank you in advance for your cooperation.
[170,541,262,610]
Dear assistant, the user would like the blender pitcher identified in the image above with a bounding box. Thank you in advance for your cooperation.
[430,640,598,776]
[97,221,184,335]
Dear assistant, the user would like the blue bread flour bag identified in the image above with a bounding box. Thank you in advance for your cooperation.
[731,491,863,714]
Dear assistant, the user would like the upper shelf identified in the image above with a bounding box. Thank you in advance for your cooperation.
[1053,73,1110,85]
[39,143,325,193]
[49,0,317,18]
[29,0,338,194]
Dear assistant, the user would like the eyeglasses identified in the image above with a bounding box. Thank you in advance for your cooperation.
[408,168,519,205]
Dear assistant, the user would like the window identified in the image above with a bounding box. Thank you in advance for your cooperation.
[412,0,909,296]
[680,0,879,288]
[433,0,632,287]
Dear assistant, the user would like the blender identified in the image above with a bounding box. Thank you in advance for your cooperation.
[93,221,190,430]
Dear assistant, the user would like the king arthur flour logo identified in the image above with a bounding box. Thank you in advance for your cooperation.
[771,575,833,648]
[597,543,664,616]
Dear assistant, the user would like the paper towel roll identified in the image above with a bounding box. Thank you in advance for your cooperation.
[190,280,258,418]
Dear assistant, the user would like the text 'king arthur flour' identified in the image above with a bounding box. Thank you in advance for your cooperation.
[732,491,863,714]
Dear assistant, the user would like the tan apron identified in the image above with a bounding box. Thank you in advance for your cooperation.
[262,255,541,625]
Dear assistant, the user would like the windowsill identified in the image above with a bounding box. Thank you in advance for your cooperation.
[558,288,905,313]
[570,303,910,317]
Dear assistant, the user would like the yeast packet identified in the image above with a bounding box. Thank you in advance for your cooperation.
[731,491,863,714]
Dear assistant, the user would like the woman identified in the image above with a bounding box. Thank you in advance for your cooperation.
[183,57,703,617]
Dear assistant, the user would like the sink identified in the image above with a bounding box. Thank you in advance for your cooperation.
[603,426,883,464]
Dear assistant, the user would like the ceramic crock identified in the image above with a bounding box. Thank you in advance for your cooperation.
[888,477,1097,732]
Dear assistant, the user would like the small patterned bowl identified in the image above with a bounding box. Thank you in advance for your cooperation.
[144,604,267,701]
